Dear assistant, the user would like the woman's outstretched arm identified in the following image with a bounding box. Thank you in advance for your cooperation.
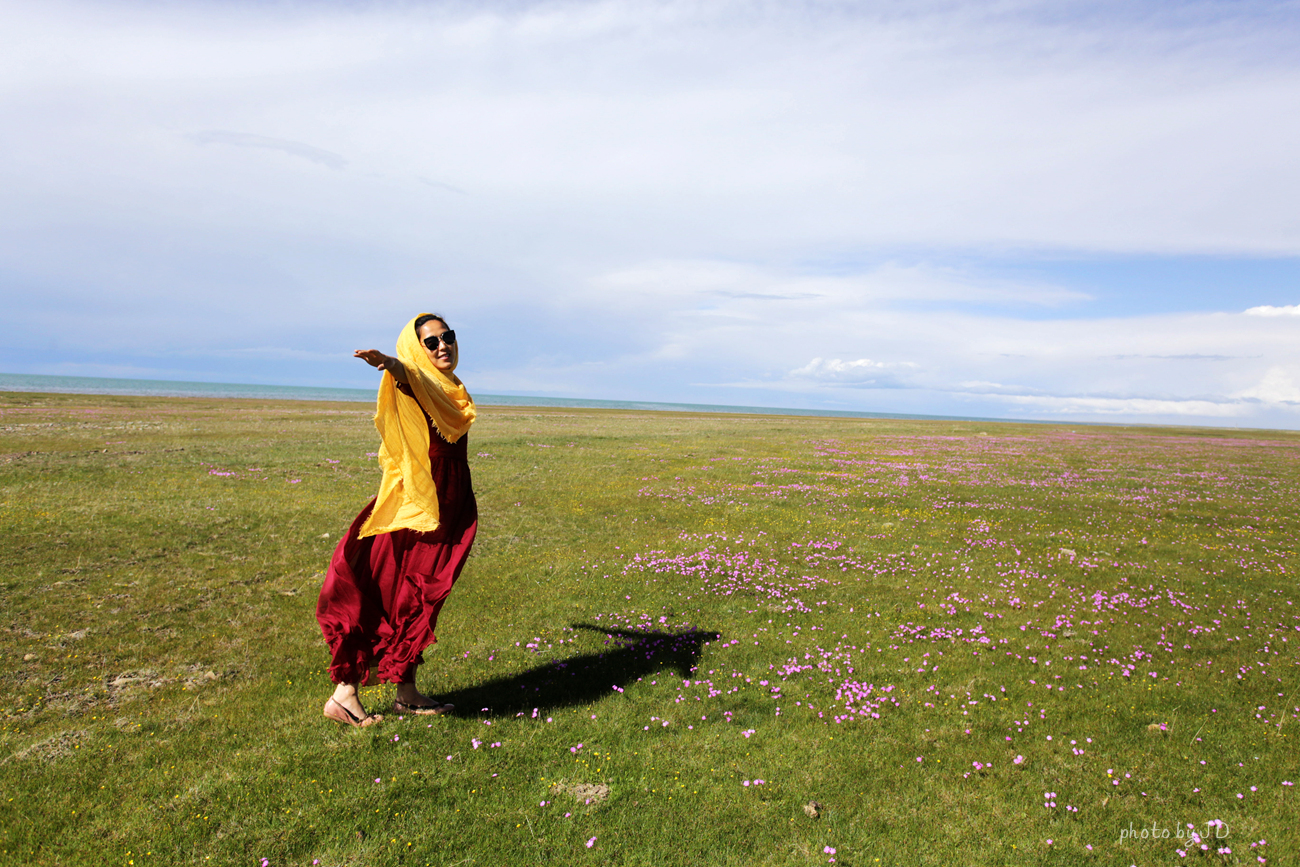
[354,349,411,385]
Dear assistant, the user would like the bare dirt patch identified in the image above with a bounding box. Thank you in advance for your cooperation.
[550,780,610,804]
[4,729,88,764]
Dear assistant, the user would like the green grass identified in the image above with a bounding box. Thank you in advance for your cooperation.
[1,391,1298,866]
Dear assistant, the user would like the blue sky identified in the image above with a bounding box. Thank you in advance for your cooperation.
[3,0,1300,426]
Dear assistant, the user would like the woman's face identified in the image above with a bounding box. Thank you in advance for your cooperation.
[416,319,458,372]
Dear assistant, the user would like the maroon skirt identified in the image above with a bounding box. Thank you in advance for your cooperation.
[316,430,477,684]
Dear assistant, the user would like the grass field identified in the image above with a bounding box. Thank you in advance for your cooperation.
[1,390,1298,866]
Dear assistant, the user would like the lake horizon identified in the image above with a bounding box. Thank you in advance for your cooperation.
[1,371,1024,425]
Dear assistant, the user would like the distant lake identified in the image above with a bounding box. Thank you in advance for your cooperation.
[0,371,1007,423]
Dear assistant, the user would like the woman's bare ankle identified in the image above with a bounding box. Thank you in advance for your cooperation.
[394,682,423,703]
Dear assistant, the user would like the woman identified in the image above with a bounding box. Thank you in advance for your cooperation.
[316,313,478,726]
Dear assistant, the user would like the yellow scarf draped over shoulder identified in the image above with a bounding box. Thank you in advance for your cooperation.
[358,314,477,538]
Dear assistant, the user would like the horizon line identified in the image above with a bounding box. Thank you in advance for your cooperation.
[0,370,1284,433]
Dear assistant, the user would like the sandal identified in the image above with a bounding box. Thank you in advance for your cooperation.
[324,697,382,728]
[394,699,455,716]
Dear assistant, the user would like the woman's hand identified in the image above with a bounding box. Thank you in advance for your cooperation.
[354,349,410,385]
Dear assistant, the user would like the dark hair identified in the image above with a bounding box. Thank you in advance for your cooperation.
[413,313,449,334]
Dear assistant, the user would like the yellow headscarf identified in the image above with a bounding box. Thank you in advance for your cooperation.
[358,314,477,538]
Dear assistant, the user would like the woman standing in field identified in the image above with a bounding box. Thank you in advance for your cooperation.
[316,313,478,726]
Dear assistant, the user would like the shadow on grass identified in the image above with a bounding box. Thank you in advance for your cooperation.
[438,624,721,717]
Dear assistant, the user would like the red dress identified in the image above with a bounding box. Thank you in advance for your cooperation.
[316,400,477,684]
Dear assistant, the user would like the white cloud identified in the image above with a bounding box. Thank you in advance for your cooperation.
[794,358,916,375]
[789,358,919,387]
[1244,304,1300,316]
[1236,367,1300,404]
[978,394,1244,418]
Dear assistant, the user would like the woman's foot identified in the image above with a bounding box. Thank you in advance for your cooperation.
[324,684,382,727]
[393,683,454,715]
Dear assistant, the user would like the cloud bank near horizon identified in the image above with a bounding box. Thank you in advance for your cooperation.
[2,0,1300,427]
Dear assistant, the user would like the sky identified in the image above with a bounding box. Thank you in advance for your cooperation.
[3,0,1300,427]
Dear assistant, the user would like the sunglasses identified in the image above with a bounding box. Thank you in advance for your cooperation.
[422,330,456,352]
